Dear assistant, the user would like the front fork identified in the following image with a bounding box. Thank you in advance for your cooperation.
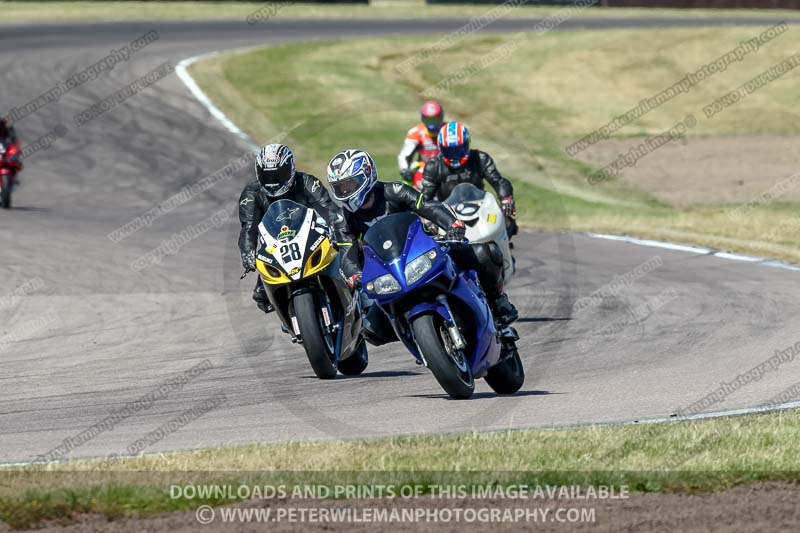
[287,287,339,344]
[435,295,467,351]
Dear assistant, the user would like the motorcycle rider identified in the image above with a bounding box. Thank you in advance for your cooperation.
[0,118,23,185]
[327,149,518,346]
[422,121,518,238]
[397,100,444,188]
[239,143,349,314]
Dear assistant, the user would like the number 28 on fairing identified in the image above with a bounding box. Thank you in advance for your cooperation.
[256,200,336,285]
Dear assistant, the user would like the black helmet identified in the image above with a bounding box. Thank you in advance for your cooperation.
[0,118,9,138]
[255,143,296,197]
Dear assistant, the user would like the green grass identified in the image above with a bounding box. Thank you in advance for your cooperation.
[191,27,800,263]
[2,410,800,529]
[3,1,800,24]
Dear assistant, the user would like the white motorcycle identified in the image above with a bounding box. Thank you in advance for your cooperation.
[443,183,515,284]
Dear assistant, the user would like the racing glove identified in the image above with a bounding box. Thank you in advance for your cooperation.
[501,196,516,218]
[399,168,414,185]
[444,220,466,242]
[346,273,362,290]
[241,250,256,273]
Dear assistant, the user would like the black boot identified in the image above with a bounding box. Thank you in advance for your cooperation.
[256,300,275,314]
[252,282,274,314]
[491,293,518,327]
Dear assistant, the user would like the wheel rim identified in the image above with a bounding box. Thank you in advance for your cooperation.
[438,323,471,383]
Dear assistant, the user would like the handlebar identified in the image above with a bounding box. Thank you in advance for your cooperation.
[434,238,469,244]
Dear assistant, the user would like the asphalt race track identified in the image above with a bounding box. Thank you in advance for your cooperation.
[1,16,799,464]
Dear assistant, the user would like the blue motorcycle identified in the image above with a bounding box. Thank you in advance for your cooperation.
[361,212,524,399]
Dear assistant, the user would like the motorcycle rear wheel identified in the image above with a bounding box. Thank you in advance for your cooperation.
[1,175,11,209]
[485,342,525,394]
[412,314,474,399]
[337,338,368,376]
[294,291,338,380]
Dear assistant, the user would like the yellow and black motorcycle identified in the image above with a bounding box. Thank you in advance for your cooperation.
[256,199,367,379]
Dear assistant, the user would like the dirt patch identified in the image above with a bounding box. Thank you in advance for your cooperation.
[574,135,800,208]
[15,482,800,532]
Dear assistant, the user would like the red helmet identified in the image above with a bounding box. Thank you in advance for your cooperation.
[420,100,444,136]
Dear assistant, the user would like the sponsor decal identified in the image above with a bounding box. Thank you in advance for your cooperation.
[310,234,325,251]
[277,225,296,241]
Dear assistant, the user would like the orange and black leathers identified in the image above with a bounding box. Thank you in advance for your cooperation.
[397,122,440,179]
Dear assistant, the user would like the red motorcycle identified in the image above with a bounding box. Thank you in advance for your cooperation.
[0,142,21,209]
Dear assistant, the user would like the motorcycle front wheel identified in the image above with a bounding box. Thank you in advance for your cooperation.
[412,314,474,399]
[293,290,337,379]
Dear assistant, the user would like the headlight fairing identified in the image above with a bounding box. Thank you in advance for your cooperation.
[257,260,290,284]
[404,249,437,285]
[366,273,402,295]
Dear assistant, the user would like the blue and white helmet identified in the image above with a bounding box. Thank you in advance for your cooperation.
[326,149,378,212]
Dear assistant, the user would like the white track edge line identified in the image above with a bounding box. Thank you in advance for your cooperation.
[175,54,259,151]
[587,232,800,272]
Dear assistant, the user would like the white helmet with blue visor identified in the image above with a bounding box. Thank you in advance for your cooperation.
[326,149,378,213]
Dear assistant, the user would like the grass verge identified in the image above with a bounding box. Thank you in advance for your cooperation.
[3,1,800,24]
[2,410,800,528]
[191,27,800,263]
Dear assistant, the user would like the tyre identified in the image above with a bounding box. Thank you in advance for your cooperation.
[485,342,525,394]
[338,338,368,376]
[1,175,10,209]
[412,314,474,399]
[293,291,337,379]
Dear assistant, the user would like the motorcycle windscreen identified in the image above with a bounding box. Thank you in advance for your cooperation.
[262,199,308,241]
[444,183,485,219]
[363,212,419,262]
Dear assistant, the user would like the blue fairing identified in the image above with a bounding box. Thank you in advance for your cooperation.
[361,213,501,376]
[361,217,443,304]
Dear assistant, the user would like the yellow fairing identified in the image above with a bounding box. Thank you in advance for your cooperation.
[303,238,336,277]
[257,236,336,285]
[257,259,291,285]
